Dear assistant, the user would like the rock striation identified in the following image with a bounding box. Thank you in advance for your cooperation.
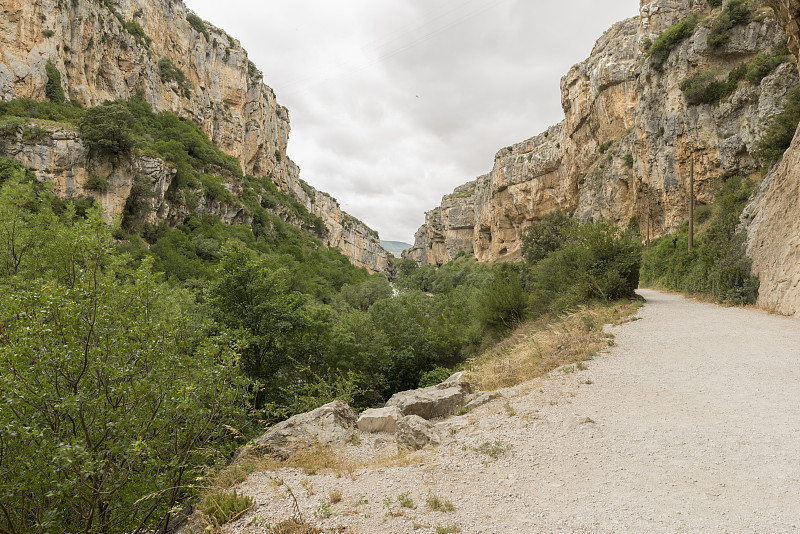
[405,0,798,268]
[744,0,800,316]
[0,0,388,273]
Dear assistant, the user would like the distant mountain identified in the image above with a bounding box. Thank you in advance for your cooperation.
[380,240,412,257]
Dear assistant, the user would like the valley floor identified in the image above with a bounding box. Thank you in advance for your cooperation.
[223,289,800,533]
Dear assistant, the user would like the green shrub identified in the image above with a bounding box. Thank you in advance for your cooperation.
[418,366,453,388]
[44,60,65,104]
[42,29,54,38]
[709,0,723,6]
[599,140,615,154]
[694,203,713,223]
[199,173,232,201]
[478,264,529,336]
[708,0,753,49]
[744,52,793,85]
[681,50,790,107]
[186,12,210,41]
[123,19,151,47]
[0,156,35,186]
[648,15,700,71]
[526,219,642,314]
[623,153,634,168]
[83,173,107,191]
[0,97,83,123]
[754,87,800,167]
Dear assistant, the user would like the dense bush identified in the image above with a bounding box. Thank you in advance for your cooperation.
[477,264,529,336]
[640,175,759,303]
[754,87,800,167]
[0,97,83,123]
[648,15,700,71]
[186,11,210,41]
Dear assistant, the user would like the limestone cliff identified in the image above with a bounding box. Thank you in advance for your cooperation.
[744,0,800,316]
[0,0,388,273]
[406,0,797,268]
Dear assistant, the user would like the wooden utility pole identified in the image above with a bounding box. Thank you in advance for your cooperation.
[688,156,694,252]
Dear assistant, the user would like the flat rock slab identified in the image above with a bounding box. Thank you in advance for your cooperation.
[357,406,403,433]
[386,372,473,419]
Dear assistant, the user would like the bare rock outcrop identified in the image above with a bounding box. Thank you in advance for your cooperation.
[253,400,357,457]
[356,406,403,433]
[385,372,473,420]
[395,415,440,450]
[745,0,800,316]
[0,0,389,273]
[405,0,798,269]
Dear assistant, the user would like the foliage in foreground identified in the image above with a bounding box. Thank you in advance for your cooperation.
[640,175,759,304]
[0,176,251,533]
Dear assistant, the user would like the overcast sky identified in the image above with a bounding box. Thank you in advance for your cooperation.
[184,0,640,243]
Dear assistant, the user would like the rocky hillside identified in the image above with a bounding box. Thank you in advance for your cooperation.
[405,0,797,270]
[744,0,800,316]
[0,0,389,273]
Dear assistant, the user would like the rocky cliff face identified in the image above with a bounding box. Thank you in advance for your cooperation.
[744,0,800,316]
[0,0,388,273]
[406,0,797,267]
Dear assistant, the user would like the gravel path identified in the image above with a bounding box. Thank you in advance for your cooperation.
[226,289,800,533]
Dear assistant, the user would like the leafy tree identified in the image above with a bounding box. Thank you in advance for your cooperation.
[520,210,575,264]
[206,244,310,402]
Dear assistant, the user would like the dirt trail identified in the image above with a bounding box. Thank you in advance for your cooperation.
[227,289,800,533]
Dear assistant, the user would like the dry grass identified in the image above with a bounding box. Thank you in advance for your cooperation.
[267,518,324,534]
[466,299,641,391]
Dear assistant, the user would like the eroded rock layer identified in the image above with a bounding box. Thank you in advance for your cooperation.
[405,0,797,271]
[0,0,388,273]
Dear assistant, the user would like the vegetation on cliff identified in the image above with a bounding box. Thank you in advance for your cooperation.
[640,175,759,304]
[754,86,800,166]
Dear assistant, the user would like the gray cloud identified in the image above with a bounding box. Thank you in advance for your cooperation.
[185,0,639,242]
